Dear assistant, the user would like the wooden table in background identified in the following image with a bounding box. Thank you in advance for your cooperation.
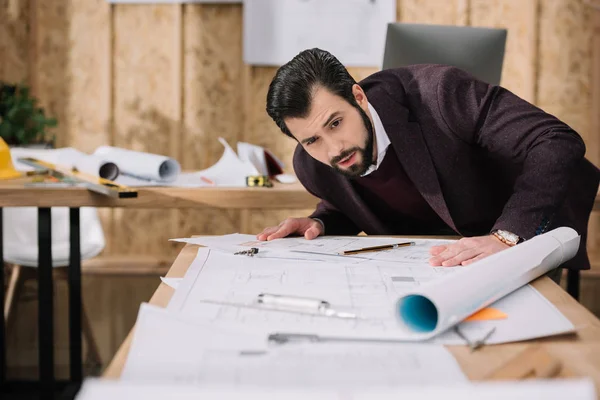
[0,181,319,396]
[104,242,600,394]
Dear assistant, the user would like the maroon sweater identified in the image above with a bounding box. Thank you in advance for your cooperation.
[352,148,450,235]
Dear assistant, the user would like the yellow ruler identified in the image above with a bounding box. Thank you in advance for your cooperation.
[18,157,138,199]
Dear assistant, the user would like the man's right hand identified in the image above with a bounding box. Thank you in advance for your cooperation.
[256,218,324,241]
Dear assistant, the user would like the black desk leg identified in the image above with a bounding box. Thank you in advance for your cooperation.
[567,269,580,301]
[38,208,54,398]
[0,208,5,387]
[68,208,82,383]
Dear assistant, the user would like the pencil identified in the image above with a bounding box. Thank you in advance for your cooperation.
[342,241,415,255]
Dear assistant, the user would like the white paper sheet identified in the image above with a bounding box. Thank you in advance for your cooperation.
[77,378,597,400]
[395,227,580,340]
[170,233,456,264]
[237,141,285,176]
[93,146,181,182]
[181,138,260,187]
[159,277,182,289]
[10,147,119,180]
[243,0,396,67]
[167,245,575,344]
[121,304,466,388]
[121,303,266,381]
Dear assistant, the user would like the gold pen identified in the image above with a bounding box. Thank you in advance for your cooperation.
[342,241,416,255]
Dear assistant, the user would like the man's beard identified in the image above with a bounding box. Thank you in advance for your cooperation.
[330,105,375,178]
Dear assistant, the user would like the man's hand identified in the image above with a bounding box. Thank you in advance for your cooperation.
[257,218,324,241]
[429,235,510,266]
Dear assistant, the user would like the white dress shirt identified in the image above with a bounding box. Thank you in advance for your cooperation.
[361,102,391,177]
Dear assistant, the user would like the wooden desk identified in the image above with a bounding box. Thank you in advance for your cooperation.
[0,180,318,209]
[0,181,318,393]
[103,243,600,394]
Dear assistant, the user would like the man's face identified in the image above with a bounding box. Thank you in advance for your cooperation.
[285,85,376,178]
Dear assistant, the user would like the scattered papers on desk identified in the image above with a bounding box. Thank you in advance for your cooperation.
[167,241,575,344]
[111,227,581,395]
[76,377,597,400]
[122,303,466,388]
[9,138,294,187]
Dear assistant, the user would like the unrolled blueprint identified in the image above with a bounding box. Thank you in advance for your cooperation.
[121,303,467,388]
[167,247,574,344]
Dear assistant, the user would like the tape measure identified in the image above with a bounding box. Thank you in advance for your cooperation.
[18,157,138,199]
[246,175,273,188]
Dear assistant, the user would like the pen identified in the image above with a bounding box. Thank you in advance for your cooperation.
[256,293,358,319]
[341,241,415,255]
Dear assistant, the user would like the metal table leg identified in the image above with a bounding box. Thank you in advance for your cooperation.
[68,208,82,383]
[38,208,54,398]
[567,269,580,301]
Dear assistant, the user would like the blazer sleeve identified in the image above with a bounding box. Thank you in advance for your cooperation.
[309,199,362,236]
[435,67,586,240]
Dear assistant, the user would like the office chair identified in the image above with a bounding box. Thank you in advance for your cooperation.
[382,22,507,85]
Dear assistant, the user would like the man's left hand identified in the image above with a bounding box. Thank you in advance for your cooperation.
[429,235,510,267]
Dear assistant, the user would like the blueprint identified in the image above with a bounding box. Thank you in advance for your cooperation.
[167,247,574,344]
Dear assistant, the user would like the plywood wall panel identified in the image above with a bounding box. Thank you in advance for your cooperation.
[400,0,467,25]
[470,0,537,102]
[178,4,244,237]
[0,0,31,84]
[112,4,182,257]
[68,0,111,153]
[537,0,592,117]
[28,0,71,147]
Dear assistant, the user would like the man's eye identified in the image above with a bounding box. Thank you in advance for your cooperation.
[330,119,341,129]
[306,137,317,146]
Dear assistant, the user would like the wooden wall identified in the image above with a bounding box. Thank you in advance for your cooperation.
[1,0,599,378]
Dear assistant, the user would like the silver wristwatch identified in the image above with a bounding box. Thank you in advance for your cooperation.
[491,229,522,246]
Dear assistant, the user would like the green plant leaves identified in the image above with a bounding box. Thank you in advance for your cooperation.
[0,81,58,146]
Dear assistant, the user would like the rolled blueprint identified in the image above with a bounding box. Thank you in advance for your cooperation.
[395,227,580,339]
[10,147,119,180]
[71,153,119,181]
[93,146,181,182]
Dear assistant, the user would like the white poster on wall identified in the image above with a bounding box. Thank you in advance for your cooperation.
[106,1,241,3]
[243,0,397,67]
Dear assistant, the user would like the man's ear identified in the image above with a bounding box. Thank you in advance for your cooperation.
[352,84,368,107]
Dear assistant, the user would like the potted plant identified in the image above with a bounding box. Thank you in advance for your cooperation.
[0,82,57,148]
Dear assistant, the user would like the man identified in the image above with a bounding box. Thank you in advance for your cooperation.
[257,48,600,275]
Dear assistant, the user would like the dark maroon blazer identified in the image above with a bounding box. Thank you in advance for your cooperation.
[293,65,600,270]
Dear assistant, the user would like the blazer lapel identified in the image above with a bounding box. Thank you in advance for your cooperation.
[374,101,459,233]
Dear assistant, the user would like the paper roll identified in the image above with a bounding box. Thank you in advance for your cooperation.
[10,147,120,180]
[395,227,580,339]
[71,154,119,181]
[93,146,180,182]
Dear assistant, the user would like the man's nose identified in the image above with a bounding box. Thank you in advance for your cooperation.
[326,140,345,161]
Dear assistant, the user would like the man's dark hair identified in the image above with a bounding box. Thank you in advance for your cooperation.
[266,48,358,138]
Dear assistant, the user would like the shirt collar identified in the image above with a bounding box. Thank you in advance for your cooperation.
[361,102,391,177]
